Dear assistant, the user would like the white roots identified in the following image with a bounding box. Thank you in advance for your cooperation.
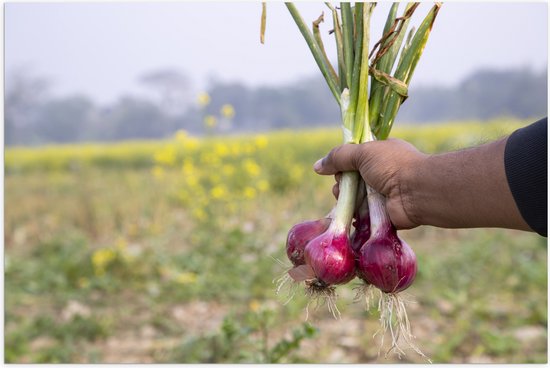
[353,283,379,312]
[355,284,430,362]
[272,258,342,320]
[274,271,300,305]
[376,292,430,362]
[274,271,341,320]
[304,280,341,320]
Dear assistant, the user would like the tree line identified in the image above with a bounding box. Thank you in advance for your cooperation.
[5,67,547,146]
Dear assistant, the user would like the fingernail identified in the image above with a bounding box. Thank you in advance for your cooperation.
[313,158,323,172]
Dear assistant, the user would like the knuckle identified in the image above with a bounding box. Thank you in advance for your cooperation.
[350,144,365,169]
[355,143,373,172]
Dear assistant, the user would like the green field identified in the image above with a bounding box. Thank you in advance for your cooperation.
[5,120,547,363]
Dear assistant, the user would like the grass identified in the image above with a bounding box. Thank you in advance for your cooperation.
[5,119,547,363]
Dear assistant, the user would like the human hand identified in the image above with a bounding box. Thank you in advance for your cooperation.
[313,139,428,230]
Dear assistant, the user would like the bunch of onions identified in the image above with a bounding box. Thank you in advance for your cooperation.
[263,1,440,359]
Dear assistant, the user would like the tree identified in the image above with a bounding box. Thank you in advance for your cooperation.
[5,68,51,145]
[33,95,95,143]
[139,68,193,116]
[100,96,170,140]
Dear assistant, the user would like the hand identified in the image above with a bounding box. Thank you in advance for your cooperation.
[313,139,428,230]
[313,136,531,232]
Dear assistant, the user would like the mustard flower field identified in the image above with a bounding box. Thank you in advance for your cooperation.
[5,120,546,363]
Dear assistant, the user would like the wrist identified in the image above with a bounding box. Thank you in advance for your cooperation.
[396,154,428,227]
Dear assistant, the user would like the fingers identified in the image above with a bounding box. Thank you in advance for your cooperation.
[313,143,365,175]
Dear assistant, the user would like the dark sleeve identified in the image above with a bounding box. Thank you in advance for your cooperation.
[504,117,547,237]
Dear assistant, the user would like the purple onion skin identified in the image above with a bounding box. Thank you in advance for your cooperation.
[304,230,356,286]
[357,226,417,293]
[350,218,371,257]
[286,218,331,266]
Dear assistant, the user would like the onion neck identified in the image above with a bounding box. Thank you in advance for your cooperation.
[329,171,359,235]
[330,89,360,235]
[359,120,393,234]
[367,186,392,235]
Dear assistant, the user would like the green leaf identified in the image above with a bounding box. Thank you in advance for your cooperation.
[326,2,347,90]
[353,3,376,143]
[340,2,355,87]
[369,2,417,132]
[376,3,442,140]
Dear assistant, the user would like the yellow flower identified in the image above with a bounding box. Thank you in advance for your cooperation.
[204,115,217,128]
[154,146,176,166]
[214,143,229,157]
[254,135,268,149]
[243,159,261,177]
[197,92,211,107]
[201,152,221,166]
[257,180,270,192]
[243,187,257,199]
[192,208,207,221]
[249,299,261,312]
[182,159,195,176]
[91,248,116,276]
[184,175,199,187]
[175,272,198,285]
[211,185,227,199]
[183,138,200,151]
[220,104,235,119]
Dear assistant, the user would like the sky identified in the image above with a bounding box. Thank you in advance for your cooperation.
[5,1,548,105]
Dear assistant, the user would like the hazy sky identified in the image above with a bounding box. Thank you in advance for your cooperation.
[6,2,548,104]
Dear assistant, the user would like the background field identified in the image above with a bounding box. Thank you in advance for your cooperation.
[5,120,547,363]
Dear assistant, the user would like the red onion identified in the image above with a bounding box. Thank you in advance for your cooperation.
[356,189,417,293]
[353,187,427,360]
[303,228,356,287]
[301,172,359,289]
[286,217,331,266]
[357,226,416,293]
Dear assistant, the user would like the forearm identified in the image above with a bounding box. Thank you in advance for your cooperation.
[401,137,532,231]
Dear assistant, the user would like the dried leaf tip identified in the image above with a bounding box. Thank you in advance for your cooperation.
[260,2,267,44]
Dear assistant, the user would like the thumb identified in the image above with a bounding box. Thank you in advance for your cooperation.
[313,143,365,175]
